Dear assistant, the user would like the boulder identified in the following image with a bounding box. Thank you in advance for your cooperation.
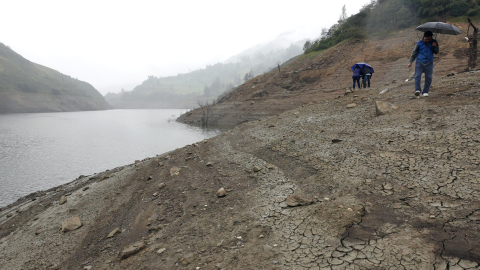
[61,217,82,232]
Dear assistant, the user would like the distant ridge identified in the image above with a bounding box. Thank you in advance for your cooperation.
[0,42,111,113]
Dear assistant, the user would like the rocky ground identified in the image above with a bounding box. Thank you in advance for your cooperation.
[1,23,480,270]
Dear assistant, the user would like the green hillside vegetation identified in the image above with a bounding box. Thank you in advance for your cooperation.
[0,42,111,113]
[304,0,480,54]
[104,43,303,109]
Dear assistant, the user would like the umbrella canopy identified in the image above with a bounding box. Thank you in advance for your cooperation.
[416,22,461,35]
[351,62,374,73]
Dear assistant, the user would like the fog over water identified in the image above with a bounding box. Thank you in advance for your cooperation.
[0,109,222,207]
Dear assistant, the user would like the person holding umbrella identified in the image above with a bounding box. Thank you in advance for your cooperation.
[407,30,439,97]
[352,64,362,91]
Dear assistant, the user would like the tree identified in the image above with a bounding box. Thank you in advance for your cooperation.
[339,5,348,24]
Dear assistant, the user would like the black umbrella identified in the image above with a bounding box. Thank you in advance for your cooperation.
[415,22,461,35]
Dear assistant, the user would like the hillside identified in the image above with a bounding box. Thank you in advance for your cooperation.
[1,22,480,269]
[0,43,111,113]
[104,33,304,109]
[177,23,473,127]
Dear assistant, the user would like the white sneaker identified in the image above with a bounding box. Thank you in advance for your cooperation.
[415,91,420,96]
[423,93,429,97]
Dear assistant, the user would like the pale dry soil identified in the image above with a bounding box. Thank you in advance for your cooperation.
[1,23,480,270]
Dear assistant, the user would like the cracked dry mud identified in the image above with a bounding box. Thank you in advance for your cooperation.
[1,75,479,269]
[1,23,480,269]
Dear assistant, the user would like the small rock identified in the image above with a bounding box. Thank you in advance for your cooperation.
[118,241,146,259]
[252,166,262,172]
[285,192,315,207]
[347,103,356,108]
[158,162,164,167]
[158,183,166,189]
[61,217,82,232]
[263,244,273,251]
[59,196,67,205]
[216,188,227,197]
[259,234,265,238]
[430,215,436,219]
[35,229,44,235]
[179,253,195,265]
[157,248,166,254]
[83,266,92,270]
[82,186,89,191]
[332,139,343,143]
[107,227,121,238]
[383,183,393,190]
[170,167,181,176]
[6,213,12,218]
[206,162,213,167]
[375,100,398,116]
[147,176,153,181]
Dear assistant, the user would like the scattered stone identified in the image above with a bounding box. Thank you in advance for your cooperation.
[61,217,82,232]
[375,100,398,116]
[157,248,166,254]
[82,186,89,191]
[148,225,164,232]
[118,241,146,259]
[158,183,166,189]
[383,183,393,190]
[179,253,195,265]
[252,166,262,172]
[158,162,164,167]
[35,229,44,235]
[259,234,265,238]
[147,176,153,181]
[332,139,343,143]
[83,266,92,270]
[107,227,121,238]
[263,244,273,251]
[285,192,315,207]
[206,162,213,166]
[59,196,67,205]
[170,167,181,176]
[216,188,227,197]
[347,103,357,108]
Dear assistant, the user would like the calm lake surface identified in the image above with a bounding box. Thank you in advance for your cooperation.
[0,109,223,207]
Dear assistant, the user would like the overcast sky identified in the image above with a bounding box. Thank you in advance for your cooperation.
[1,0,373,95]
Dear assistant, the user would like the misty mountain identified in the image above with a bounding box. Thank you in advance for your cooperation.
[104,31,306,109]
[0,42,111,113]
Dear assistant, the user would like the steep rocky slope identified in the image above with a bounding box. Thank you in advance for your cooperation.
[178,24,471,127]
[0,42,111,113]
[1,23,480,269]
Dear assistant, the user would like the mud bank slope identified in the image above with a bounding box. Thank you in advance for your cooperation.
[1,67,480,269]
[177,25,470,127]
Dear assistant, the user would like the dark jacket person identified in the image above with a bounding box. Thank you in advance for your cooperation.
[408,30,439,97]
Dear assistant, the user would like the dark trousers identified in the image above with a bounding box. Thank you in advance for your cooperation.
[415,61,433,94]
[352,76,361,89]
[362,75,371,88]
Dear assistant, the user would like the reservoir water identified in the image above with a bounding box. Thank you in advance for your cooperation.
[0,109,222,207]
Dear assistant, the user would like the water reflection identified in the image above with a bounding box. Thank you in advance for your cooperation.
[0,109,223,207]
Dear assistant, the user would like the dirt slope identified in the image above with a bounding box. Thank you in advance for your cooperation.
[177,24,471,127]
[1,23,480,270]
